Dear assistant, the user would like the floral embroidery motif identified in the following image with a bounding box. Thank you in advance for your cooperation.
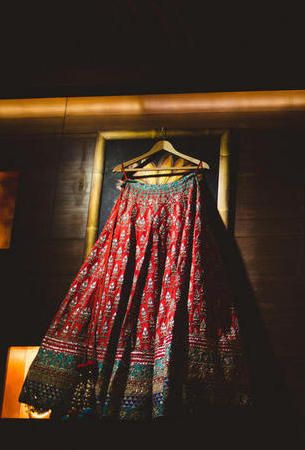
[19,172,253,420]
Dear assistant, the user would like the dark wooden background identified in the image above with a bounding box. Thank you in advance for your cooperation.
[1,1,304,445]
[0,128,304,445]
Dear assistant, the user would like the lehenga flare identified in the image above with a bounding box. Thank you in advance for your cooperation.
[19,171,253,420]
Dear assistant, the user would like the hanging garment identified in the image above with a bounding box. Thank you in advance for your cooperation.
[18,169,253,421]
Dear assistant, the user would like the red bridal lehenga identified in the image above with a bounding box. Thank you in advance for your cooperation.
[19,168,253,421]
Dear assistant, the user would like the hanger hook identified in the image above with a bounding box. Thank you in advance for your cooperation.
[160,126,167,139]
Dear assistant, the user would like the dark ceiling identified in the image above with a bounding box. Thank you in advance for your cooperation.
[1,1,304,98]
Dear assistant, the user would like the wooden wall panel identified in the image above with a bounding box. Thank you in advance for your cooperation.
[235,235,302,277]
[52,138,94,239]
[234,129,305,437]
[0,127,304,443]
[0,135,95,346]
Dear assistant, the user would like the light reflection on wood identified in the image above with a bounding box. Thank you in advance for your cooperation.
[1,346,51,419]
[0,171,19,249]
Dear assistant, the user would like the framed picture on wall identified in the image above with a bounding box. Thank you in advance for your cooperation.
[83,129,233,259]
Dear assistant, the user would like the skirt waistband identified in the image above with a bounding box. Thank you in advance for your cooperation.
[122,172,198,192]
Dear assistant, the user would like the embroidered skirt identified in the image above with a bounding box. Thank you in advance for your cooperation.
[19,172,253,420]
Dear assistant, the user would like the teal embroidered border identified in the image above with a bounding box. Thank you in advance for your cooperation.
[123,172,197,192]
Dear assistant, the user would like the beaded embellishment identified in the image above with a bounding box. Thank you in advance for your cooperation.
[19,171,253,420]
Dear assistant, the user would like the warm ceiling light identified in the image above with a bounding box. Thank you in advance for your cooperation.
[141,91,305,113]
[0,98,65,119]
[1,91,305,121]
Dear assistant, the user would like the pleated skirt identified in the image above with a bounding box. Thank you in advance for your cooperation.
[19,172,253,420]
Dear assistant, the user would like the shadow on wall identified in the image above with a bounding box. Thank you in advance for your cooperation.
[203,166,302,445]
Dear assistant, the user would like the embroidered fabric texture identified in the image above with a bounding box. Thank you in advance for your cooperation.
[18,171,253,420]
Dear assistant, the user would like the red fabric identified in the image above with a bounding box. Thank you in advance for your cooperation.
[19,171,253,419]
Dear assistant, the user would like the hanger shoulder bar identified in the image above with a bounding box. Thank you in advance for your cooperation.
[112,140,174,171]
[112,148,158,172]
[115,164,210,172]
[112,139,210,172]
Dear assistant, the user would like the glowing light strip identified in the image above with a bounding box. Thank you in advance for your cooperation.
[1,90,305,120]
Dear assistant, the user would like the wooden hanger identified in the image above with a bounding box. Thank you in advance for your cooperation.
[112,138,210,173]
